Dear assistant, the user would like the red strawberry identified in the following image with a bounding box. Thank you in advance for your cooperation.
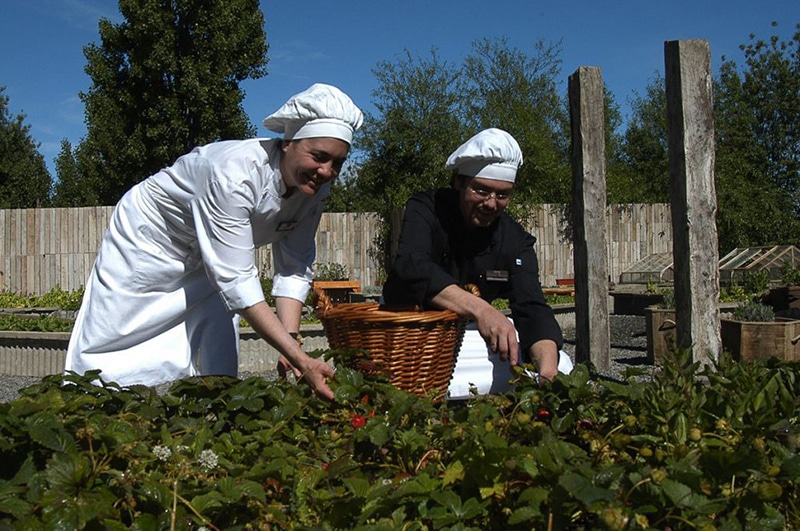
[350,414,367,429]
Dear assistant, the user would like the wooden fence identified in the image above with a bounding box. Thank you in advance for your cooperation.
[0,204,672,295]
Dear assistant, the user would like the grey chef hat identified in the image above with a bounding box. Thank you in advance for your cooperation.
[262,83,363,145]
[445,128,523,183]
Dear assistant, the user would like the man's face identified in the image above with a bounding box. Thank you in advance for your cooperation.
[454,176,515,228]
[280,138,350,196]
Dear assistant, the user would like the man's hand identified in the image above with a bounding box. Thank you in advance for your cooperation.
[475,307,520,365]
[428,284,520,365]
[530,339,559,382]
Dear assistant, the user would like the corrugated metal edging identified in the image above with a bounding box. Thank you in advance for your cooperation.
[0,327,331,377]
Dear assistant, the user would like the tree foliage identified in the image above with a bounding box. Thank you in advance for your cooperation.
[714,22,800,251]
[350,40,577,273]
[51,140,103,207]
[616,23,800,251]
[616,75,670,204]
[67,0,268,205]
[462,38,571,205]
[354,49,466,216]
[350,39,630,272]
[0,87,52,208]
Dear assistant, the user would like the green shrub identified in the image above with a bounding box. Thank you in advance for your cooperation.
[745,269,771,294]
[732,300,776,322]
[32,286,84,311]
[0,286,84,311]
[721,280,748,302]
[0,314,74,332]
[779,262,800,287]
[258,274,275,306]
[313,262,349,281]
[0,291,30,309]
[655,287,675,309]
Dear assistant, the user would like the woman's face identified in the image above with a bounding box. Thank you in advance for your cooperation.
[280,137,350,196]
[454,176,515,228]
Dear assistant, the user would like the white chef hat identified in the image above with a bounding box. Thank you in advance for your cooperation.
[445,128,523,183]
[262,83,363,145]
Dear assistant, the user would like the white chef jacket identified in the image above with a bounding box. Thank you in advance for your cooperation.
[65,139,327,387]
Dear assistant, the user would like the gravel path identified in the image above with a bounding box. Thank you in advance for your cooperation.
[561,314,653,382]
[0,315,650,403]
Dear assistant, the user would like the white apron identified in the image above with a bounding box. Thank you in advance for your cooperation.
[448,319,574,400]
[65,139,326,387]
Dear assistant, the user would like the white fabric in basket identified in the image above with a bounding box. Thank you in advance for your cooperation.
[448,319,573,400]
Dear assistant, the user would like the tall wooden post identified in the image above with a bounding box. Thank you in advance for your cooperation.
[568,66,611,370]
[664,40,721,365]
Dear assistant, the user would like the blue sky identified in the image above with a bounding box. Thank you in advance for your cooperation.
[1,0,797,175]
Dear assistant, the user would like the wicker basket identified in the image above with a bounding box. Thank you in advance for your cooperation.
[314,285,479,397]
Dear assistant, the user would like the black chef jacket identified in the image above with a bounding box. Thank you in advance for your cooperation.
[383,188,563,358]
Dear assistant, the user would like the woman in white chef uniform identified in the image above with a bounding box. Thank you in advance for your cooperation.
[65,83,362,401]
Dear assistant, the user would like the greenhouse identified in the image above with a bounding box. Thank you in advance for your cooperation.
[718,245,800,285]
[618,252,674,285]
[618,245,800,286]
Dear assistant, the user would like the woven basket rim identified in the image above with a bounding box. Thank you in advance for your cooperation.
[317,302,461,324]
[313,283,478,323]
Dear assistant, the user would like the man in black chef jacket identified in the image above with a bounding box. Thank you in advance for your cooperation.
[383,128,570,387]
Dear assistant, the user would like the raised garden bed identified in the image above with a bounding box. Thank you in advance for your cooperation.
[644,306,675,364]
[0,325,330,377]
[610,291,664,316]
[721,317,800,361]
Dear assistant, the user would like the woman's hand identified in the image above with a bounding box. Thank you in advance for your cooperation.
[277,354,336,400]
[241,300,336,400]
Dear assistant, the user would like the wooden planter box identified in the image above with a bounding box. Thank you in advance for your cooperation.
[611,292,664,316]
[645,306,676,364]
[720,317,800,361]
[312,280,361,305]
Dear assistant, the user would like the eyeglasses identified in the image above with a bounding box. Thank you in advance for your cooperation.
[468,184,513,202]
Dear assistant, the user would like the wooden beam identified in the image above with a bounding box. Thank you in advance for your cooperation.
[664,39,721,365]
[568,66,611,370]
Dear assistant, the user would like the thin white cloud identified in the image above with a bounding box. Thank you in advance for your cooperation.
[271,40,330,66]
[40,0,122,32]
[57,94,86,127]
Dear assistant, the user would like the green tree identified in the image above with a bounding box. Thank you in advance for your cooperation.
[52,139,103,207]
[604,88,639,204]
[0,87,52,208]
[354,49,466,216]
[462,38,571,206]
[77,0,268,205]
[324,164,362,212]
[617,74,670,204]
[349,49,465,276]
[714,22,800,251]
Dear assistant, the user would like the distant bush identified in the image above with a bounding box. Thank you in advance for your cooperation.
[313,262,349,281]
[0,286,83,311]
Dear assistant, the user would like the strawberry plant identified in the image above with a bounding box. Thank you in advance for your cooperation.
[0,347,798,529]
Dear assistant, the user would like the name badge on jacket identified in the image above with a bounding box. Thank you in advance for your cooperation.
[277,221,298,231]
[486,270,509,282]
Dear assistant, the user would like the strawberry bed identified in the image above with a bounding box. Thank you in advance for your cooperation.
[1,347,799,529]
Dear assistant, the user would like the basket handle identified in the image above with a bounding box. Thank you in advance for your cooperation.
[313,284,334,316]
[463,283,480,297]
[659,319,676,332]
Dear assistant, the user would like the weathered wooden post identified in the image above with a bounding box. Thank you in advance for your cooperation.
[568,66,611,370]
[664,39,721,365]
